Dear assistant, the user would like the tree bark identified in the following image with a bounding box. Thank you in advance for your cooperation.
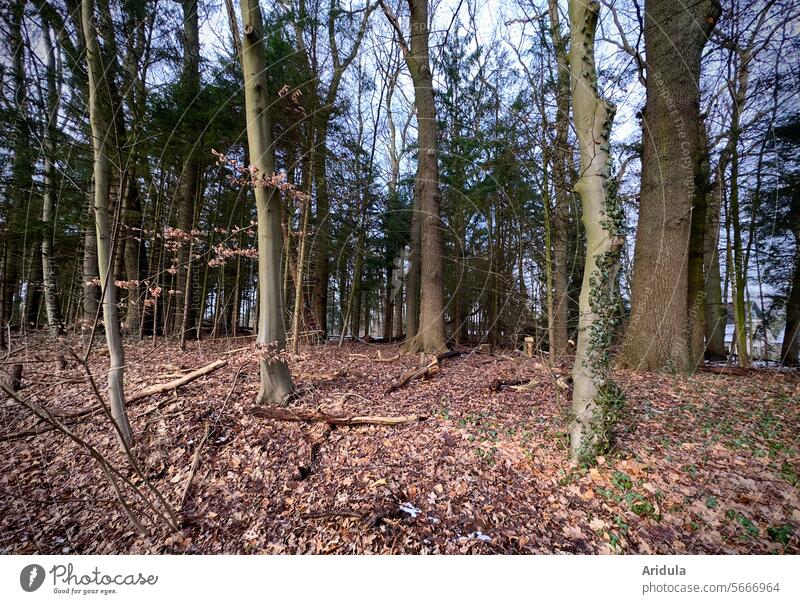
[174,0,202,339]
[41,24,64,336]
[704,170,727,359]
[781,192,800,365]
[547,0,572,358]
[3,0,32,342]
[619,0,720,371]
[82,0,133,447]
[567,0,624,463]
[687,122,711,365]
[383,0,446,354]
[238,0,294,404]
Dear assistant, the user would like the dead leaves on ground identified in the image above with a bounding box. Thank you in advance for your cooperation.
[0,337,798,554]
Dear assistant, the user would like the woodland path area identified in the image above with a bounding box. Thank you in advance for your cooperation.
[0,336,798,554]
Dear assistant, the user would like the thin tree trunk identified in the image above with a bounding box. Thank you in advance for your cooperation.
[174,0,201,337]
[238,0,293,404]
[687,123,711,365]
[82,0,133,446]
[291,163,311,353]
[704,169,727,359]
[547,0,571,358]
[567,0,624,463]
[781,203,800,365]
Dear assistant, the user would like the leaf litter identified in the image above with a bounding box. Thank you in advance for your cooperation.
[0,336,797,554]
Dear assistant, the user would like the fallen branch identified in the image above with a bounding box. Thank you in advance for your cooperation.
[296,369,348,381]
[489,378,530,392]
[384,360,439,394]
[348,352,401,363]
[221,346,251,357]
[55,359,228,420]
[699,365,751,376]
[301,507,403,527]
[128,359,228,403]
[0,415,88,441]
[1,359,229,440]
[436,350,462,363]
[251,406,426,426]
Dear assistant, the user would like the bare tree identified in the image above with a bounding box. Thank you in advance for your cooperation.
[237,0,294,404]
[81,0,133,446]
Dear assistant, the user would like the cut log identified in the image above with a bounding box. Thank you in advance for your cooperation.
[251,407,426,426]
[384,360,439,394]
[524,336,535,358]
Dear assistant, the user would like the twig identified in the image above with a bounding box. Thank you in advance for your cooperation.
[179,425,212,510]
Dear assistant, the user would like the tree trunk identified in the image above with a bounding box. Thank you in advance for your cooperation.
[82,0,133,446]
[547,0,572,359]
[238,0,294,404]
[782,224,800,366]
[398,0,446,354]
[704,171,727,359]
[310,120,331,339]
[41,25,64,337]
[3,0,32,342]
[687,122,711,365]
[620,0,720,371]
[567,0,624,463]
[174,0,201,339]
[291,161,311,352]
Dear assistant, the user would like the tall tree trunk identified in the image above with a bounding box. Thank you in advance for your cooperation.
[3,0,32,342]
[291,159,311,353]
[727,49,751,367]
[704,169,727,359]
[41,24,64,336]
[547,0,572,358]
[782,198,800,366]
[567,0,624,463]
[620,0,720,371]
[82,0,133,446]
[383,0,446,354]
[238,0,294,404]
[174,0,202,339]
[687,123,711,365]
[310,120,331,339]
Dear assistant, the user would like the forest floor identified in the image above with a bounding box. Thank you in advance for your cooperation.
[0,335,798,554]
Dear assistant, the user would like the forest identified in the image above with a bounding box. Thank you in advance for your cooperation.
[0,0,798,555]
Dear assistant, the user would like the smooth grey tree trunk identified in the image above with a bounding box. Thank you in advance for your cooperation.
[238,0,294,404]
[41,25,63,336]
[82,0,133,446]
[567,0,624,462]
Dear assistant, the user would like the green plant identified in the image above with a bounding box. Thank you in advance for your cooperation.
[767,524,794,546]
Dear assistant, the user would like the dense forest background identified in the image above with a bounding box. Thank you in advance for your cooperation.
[0,0,798,554]
[1,0,796,365]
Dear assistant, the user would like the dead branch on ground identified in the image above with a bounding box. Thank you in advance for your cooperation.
[251,406,426,426]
